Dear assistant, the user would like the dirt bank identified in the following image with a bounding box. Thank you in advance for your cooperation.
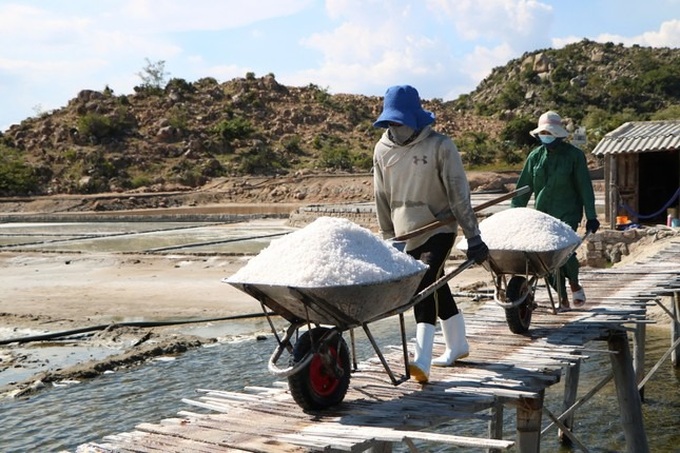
[0,171,521,216]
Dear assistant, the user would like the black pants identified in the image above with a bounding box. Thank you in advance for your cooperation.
[408,233,458,325]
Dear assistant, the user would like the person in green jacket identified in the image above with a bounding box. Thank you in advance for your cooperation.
[510,111,600,308]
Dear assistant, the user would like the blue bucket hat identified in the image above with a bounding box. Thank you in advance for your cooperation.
[373,85,435,130]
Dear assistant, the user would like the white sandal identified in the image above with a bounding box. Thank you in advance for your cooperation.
[572,287,586,307]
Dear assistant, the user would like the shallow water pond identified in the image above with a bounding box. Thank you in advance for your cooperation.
[2,319,679,452]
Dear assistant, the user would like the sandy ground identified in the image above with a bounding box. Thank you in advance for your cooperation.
[0,252,262,325]
[0,251,492,329]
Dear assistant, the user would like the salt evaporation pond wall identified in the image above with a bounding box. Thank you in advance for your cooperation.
[0,219,295,254]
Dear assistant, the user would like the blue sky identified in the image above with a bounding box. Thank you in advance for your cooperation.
[2,0,679,132]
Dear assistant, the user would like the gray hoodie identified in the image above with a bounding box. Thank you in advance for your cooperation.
[373,126,480,251]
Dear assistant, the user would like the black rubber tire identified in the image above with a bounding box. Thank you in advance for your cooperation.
[505,276,534,334]
[288,327,351,411]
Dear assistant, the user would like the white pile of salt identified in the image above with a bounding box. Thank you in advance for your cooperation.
[458,207,580,252]
[226,216,428,287]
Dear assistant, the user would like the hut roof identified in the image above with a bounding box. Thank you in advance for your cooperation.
[592,120,680,156]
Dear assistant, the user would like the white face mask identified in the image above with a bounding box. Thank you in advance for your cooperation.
[539,134,556,145]
[388,124,415,145]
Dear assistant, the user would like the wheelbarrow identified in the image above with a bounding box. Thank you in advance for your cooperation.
[226,260,475,410]
[224,187,529,411]
[483,238,584,334]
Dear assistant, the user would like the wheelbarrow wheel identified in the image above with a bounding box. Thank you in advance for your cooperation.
[505,276,534,334]
[288,327,351,411]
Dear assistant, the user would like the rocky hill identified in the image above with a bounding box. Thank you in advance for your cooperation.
[455,39,680,130]
[1,40,678,203]
[0,75,502,199]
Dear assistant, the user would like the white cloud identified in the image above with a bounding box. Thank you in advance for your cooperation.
[0,0,316,129]
[462,43,517,85]
[294,1,455,96]
[639,20,680,47]
[426,0,552,45]
[553,19,680,49]
[294,0,554,100]
[117,0,315,32]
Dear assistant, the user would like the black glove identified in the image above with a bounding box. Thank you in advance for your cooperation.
[586,218,600,234]
[466,235,489,264]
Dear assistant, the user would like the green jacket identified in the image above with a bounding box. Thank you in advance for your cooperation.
[510,140,596,229]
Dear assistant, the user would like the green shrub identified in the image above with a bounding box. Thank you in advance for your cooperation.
[78,114,115,140]
[135,58,169,94]
[168,106,189,131]
[212,117,254,144]
[0,145,38,195]
[281,135,303,154]
[77,108,132,142]
[165,77,194,95]
[651,104,680,120]
[320,144,353,170]
[130,175,153,189]
[351,151,373,171]
[238,144,287,175]
[500,116,536,148]
[457,132,495,167]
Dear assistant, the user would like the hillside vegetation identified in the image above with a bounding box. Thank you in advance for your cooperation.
[1,39,679,198]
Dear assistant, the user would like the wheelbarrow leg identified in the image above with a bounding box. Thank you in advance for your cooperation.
[361,322,408,386]
[546,269,570,313]
[349,329,358,371]
[544,277,559,314]
[399,313,411,380]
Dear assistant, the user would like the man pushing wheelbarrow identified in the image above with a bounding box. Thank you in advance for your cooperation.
[372,85,489,383]
[510,111,600,310]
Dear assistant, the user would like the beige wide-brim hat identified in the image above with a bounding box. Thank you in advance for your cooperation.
[530,111,569,138]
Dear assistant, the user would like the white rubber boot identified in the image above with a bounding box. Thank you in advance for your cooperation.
[409,323,435,383]
[432,313,469,366]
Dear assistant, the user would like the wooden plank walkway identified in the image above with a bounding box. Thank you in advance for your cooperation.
[76,240,680,453]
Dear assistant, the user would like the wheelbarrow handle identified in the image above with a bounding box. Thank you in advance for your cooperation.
[392,185,530,242]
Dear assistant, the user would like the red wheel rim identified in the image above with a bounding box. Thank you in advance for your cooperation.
[308,347,340,397]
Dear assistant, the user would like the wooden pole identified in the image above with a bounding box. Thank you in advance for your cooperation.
[488,401,504,453]
[367,442,392,452]
[516,391,544,453]
[608,330,649,453]
[633,321,646,401]
[673,291,680,367]
[559,360,580,445]
[607,154,616,229]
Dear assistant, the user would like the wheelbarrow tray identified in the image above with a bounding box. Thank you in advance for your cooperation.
[226,268,428,331]
[484,243,578,277]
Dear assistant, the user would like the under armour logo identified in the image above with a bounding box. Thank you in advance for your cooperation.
[413,156,428,165]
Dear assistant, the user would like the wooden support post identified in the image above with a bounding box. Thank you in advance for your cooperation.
[366,441,392,452]
[559,360,580,445]
[633,321,646,401]
[488,401,504,453]
[516,390,544,453]
[673,292,680,367]
[608,330,649,453]
[607,154,615,228]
